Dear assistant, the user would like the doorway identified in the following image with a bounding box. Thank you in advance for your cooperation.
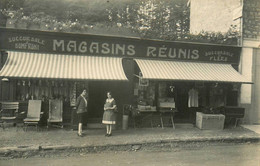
[87,81,131,122]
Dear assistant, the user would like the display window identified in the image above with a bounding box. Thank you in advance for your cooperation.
[134,80,156,111]
[158,82,176,110]
[133,78,177,112]
[15,80,88,104]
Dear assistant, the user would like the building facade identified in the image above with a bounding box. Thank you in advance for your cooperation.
[0,0,256,128]
[190,0,260,124]
[0,27,250,128]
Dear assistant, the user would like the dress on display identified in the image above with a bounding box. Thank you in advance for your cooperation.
[188,88,199,108]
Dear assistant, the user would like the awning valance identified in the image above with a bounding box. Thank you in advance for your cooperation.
[135,59,251,83]
[0,51,128,80]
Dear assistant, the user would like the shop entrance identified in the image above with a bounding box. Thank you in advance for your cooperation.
[175,82,190,120]
[88,82,109,119]
[87,81,130,122]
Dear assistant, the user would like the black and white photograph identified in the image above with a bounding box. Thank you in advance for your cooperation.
[0,0,260,165]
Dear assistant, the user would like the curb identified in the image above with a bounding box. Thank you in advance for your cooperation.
[1,136,260,156]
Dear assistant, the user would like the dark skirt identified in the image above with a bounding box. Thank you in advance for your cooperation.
[77,108,87,114]
[102,110,116,124]
[77,112,86,123]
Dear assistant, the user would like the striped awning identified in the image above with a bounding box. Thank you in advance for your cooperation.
[0,51,128,80]
[135,59,251,83]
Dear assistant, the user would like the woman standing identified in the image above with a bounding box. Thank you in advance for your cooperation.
[102,91,117,136]
[75,89,88,137]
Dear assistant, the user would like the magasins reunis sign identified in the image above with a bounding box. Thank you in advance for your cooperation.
[0,28,241,64]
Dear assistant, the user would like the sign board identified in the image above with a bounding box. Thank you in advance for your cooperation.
[138,72,149,86]
[0,28,241,64]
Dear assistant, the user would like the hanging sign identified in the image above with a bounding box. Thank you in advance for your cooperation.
[138,72,149,86]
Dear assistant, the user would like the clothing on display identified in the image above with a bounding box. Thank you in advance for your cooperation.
[188,88,199,107]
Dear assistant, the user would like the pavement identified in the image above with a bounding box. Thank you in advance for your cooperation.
[241,125,260,134]
[0,123,260,157]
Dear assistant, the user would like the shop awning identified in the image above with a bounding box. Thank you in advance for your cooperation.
[0,51,128,80]
[134,59,251,83]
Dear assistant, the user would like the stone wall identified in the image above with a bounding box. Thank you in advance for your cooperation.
[243,0,260,39]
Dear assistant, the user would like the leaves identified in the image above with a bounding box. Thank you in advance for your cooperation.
[0,0,239,45]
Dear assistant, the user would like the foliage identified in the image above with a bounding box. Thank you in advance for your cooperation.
[0,0,240,45]
[0,0,25,10]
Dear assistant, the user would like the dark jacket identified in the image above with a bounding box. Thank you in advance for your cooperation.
[76,95,87,114]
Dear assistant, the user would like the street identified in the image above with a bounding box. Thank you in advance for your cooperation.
[1,142,260,166]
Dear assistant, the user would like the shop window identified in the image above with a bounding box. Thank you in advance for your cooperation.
[196,84,207,108]
[226,84,239,106]
[133,79,156,111]
[158,82,176,110]
[209,83,226,108]
[15,80,88,105]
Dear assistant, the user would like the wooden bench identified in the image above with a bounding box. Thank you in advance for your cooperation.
[221,106,245,127]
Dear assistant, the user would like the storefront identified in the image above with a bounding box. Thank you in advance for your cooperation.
[1,54,131,124]
[131,59,250,127]
[0,28,251,128]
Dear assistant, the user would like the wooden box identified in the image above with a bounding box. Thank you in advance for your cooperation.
[196,112,225,130]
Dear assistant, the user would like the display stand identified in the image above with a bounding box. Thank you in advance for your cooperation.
[159,109,176,129]
[158,97,176,129]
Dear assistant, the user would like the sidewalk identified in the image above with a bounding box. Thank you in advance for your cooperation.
[0,124,260,155]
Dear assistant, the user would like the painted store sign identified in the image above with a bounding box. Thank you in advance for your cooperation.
[0,28,241,64]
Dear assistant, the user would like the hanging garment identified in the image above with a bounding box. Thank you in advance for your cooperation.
[188,88,199,108]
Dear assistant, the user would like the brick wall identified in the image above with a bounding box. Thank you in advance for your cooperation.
[243,0,260,39]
